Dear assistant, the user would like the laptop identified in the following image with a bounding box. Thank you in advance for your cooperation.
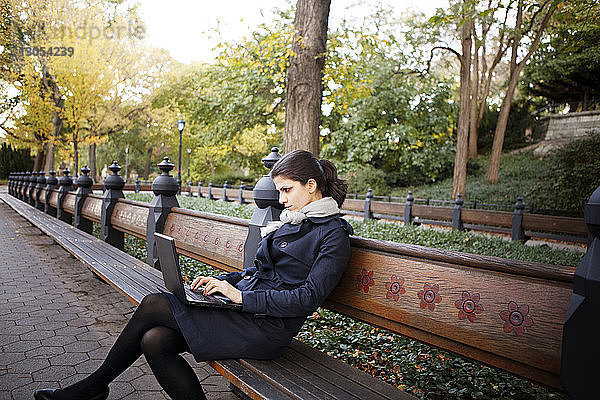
[154,232,242,310]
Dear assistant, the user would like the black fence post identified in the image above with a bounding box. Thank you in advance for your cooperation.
[16,172,21,198]
[238,184,245,205]
[146,157,179,270]
[9,172,19,197]
[208,181,214,200]
[23,171,32,203]
[101,161,125,250]
[45,170,58,217]
[74,165,94,234]
[197,180,203,198]
[452,194,464,231]
[222,181,229,201]
[9,172,15,197]
[364,189,373,221]
[245,147,283,269]
[135,177,140,193]
[35,171,47,211]
[404,191,414,225]
[28,171,39,206]
[16,172,23,200]
[561,185,600,398]
[57,168,73,224]
[511,196,526,242]
[21,171,30,201]
[8,172,13,196]
[23,171,31,202]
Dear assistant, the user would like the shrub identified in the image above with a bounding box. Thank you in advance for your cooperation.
[0,143,33,179]
[478,101,536,154]
[344,165,390,195]
[200,172,257,186]
[536,134,600,213]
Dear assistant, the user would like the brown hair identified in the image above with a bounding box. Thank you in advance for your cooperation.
[270,150,348,208]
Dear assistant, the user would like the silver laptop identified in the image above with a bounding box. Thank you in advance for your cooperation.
[154,232,242,310]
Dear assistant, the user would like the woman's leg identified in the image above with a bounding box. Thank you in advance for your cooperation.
[55,293,202,400]
[141,326,206,400]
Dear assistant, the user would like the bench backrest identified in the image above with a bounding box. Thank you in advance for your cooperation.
[31,184,577,390]
[153,205,570,388]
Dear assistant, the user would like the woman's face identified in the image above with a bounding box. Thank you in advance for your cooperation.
[272,176,322,212]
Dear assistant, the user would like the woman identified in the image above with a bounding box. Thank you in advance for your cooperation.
[35,150,353,400]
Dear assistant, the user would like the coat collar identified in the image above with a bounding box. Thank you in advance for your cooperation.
[269,214,345,239]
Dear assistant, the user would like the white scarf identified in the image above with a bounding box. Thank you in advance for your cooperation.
[260,197,340,237]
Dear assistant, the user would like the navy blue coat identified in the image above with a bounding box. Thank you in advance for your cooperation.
[163,214,353,362]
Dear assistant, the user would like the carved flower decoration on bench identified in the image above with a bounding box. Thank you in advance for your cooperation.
[455,291,484,322]
[418,283,442,311]
[357,269,375,293]
[385,275,405,301]
[500,301,533,336]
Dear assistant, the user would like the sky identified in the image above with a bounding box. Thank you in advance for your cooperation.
[138,0,447,64]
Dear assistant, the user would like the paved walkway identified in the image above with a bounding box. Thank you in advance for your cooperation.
[0,197,238,399]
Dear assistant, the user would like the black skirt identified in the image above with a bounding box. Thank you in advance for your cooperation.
[162,292,291,362]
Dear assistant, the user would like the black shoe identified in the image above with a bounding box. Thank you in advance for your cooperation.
[33,387,109,400]
[33,389,55,400]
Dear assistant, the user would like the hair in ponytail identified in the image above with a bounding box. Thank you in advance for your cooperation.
[271,150,348,208]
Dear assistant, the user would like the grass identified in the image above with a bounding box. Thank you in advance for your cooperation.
[388,151,574,215]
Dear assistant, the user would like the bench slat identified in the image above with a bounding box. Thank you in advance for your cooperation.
[208,360,293,400]
[285,341,410,400]
[272,353,371,400]
[239,358,331,400]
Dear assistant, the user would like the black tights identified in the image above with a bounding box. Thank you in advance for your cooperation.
[56,293,206,400]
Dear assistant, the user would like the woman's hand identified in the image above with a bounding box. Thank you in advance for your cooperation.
[190,276,242,304]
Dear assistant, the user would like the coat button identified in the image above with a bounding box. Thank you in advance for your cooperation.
[280,241,288,248]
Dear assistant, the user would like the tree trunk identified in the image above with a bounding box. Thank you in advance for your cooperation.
[452,15,472,199]
[144,147,152,180]
[468,42,479,159]
[73,131,78,177]
[44,141,54,172]
[283,0,331,156]
[485,72,520,184]
[89,142,97,182]
[33,147,46,171]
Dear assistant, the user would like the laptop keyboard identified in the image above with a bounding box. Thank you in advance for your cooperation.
[184,287,227,304]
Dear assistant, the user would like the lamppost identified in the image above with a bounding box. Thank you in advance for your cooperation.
[186,148,191,186]
[125,144,129,183]
[176,119,185,193]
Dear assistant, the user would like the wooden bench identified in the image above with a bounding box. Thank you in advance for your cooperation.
[5,165,413,400]
[5,164,599,399]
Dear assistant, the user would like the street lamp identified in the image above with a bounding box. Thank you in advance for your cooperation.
[186,148,191,186]
[125,144,129,183]
[176,119,185,193]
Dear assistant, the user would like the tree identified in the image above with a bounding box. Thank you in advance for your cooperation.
[429,0,475,198]
[321,8,456,187]
[0,0,149,175]
[0,0,60,168]
[486,0,557,184]
[522,0,600,109]
[468,1,511,158]
[283,0,331,156]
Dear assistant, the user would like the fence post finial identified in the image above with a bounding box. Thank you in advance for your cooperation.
[146,157,179,270]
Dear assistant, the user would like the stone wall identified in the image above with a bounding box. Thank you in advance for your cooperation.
[533,110,600,156]
[543,110,600,140]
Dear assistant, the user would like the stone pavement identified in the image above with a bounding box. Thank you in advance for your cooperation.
[0,197,238,399]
